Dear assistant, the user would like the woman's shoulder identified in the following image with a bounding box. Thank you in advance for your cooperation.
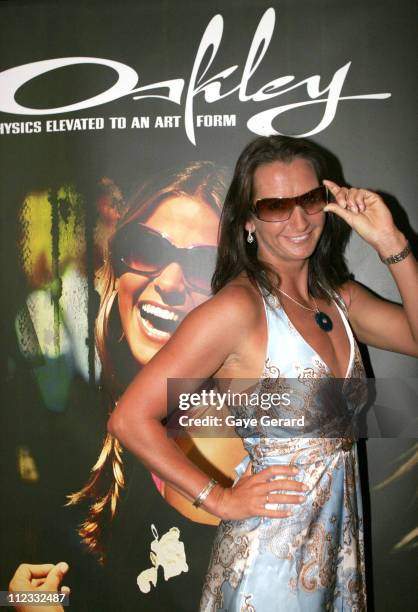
[336,280,364,312]
[211,276,262,318]
[186,276,262,332]
[162,277,263,364]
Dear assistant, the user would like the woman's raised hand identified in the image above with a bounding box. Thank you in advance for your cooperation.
[210,464,308,521]
[323,179,406,256]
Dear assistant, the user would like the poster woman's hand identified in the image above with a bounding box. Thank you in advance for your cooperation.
[9,563,69,612]
[323,179,407,257]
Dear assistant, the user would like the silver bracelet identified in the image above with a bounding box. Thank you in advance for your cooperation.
[192,478,218,508]
[379,241,411,265]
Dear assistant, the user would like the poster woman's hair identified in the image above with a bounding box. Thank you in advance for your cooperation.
[67,161,227,561]
[212,135,351,299]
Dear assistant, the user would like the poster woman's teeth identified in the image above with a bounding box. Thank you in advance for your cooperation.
[138,303,180,337]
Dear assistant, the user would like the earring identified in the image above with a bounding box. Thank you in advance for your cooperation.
[247,230,254,244]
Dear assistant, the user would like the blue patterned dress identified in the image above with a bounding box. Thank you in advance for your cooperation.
[200,292,367,611]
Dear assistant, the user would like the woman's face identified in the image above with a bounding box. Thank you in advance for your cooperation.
[246,158,326,266]
[117,196,219,365]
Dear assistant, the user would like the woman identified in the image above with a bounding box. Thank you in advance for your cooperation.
[108,136,417,611]
[65,161,256,611]
[68,161,247,554]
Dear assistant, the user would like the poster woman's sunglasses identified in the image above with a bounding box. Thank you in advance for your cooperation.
[253,185,329,222]
[110,223,217,294]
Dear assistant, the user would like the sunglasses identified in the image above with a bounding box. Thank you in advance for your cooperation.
[110,222,217,295]
[253,185,328,222]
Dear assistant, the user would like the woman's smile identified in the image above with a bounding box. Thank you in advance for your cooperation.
[247,158,325,264]
[137,299,182,342]
[117,195,219,365]
[282,230,313,243]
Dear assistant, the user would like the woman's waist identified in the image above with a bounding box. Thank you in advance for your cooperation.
[243,436,356,467]
[233,437,357,494]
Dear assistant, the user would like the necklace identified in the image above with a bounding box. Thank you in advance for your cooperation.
[277,289,333,332]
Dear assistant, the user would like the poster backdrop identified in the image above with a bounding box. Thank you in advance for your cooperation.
[0,1,416,611]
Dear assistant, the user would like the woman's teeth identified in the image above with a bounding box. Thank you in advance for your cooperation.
[138,303,180,337]
[142,303,179,321]
[286,233,310,243]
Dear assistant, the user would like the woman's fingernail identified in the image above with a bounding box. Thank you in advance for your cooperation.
[291,467,298,474]
[57,562,69,573]
[302,484,309,491]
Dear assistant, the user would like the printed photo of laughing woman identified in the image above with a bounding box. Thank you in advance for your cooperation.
[67,161,248,611]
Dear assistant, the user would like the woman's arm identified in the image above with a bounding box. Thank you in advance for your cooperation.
[324,180,418,356]
[108,284,307,520]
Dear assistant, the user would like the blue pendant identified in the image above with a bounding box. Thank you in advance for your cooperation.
[315,311,333,332]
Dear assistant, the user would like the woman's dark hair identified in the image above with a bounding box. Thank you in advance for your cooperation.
[212,135,351,299]
[67,161,227,561]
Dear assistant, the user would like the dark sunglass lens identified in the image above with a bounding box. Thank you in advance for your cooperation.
[302,187,327,214]
[126,233,166,272]
[183,248,217,293]
[112,225,164,273]
[256,198,291,222]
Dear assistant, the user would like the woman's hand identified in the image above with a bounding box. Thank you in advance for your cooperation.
[323,179,407,257]
[9,563,69,612]
[209,464,307,521]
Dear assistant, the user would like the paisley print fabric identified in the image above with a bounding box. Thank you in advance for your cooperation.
[200,293,367,611]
